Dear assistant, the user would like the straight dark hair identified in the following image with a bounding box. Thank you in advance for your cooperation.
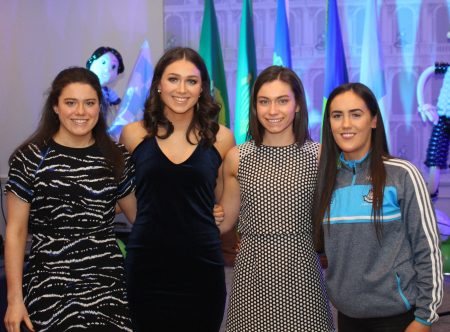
[143,47,220,146]
[248,65,310,146]
[9,67,125,182]
[313,82,391,251]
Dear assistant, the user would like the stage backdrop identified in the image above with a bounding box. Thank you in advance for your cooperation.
[1,0,450,235]
[0,0,164,237]
[164,0,450,213]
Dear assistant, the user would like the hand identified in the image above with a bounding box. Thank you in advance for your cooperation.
[418,104,438,124]
[404,320,431,332]
[213,204,224,225]
[4,301,35,332]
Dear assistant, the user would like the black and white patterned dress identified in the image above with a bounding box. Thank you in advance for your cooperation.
[226,140,335,332]
[6,139,135,332]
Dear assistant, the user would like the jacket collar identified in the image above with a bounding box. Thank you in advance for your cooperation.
[338,151,370,171]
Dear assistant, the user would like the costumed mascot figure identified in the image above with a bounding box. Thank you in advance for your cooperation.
[86,46,125,127]
[417,61,450,274]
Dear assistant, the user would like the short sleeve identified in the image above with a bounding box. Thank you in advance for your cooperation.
[116,144,136,199]
[5,144,42,203]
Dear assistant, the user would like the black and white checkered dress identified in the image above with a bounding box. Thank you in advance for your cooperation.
[226,140,335,332]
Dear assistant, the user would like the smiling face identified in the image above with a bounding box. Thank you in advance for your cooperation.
[329,90,377,160]
[53,83,100,147]
[157,59,202,119]
[255,79,299,145]
[89,52,119,86]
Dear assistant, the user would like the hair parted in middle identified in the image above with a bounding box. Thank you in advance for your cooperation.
[312,82,391,251]
[143,47,220,146]
[248,65,310,146]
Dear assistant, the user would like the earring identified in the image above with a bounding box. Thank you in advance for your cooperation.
[157,89,161,93]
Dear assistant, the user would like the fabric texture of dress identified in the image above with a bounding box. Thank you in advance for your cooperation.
[126,137,226,332]
[6,139,135,332]
[226,140,335,332]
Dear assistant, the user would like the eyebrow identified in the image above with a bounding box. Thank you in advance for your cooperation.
[330,108,363,112]
[166,73,200,78]
[63,98,97,101]
[257,95,290,99]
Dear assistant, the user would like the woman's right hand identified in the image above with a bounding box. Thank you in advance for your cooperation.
[213,204,225,225]
[4,300,34,332]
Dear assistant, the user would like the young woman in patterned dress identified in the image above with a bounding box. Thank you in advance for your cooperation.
[4,67,136,332]
[218,65,334,331]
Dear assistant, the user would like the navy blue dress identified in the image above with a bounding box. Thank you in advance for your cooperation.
[125,137,226,332]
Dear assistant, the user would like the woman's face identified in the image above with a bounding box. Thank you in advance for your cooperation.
[255,79,299,143]
[158,59,202,119]
[89,52,119,86]
[329,90,377,161]
[53,83,100,147]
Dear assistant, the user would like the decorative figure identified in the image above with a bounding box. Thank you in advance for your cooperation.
[417,62,450,199]
[86,46,125,127]
[417,61,450,274]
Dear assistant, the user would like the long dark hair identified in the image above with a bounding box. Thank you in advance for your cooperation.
[9,67,125,181]
[313,82,391,250]
[143,47,220,146]
[248,65,310,146]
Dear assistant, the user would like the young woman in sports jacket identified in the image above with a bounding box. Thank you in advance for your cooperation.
[313,82,443,332]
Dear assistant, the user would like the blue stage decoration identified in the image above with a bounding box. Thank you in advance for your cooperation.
[108,40,154,141]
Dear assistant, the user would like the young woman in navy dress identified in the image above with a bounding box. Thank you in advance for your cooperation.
[120,47,235,332]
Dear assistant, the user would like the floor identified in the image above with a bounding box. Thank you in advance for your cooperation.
[220,267,450,331]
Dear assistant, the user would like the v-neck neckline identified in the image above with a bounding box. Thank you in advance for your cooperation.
[154,137,200,165]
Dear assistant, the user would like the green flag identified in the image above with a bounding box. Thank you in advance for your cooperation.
[199,0,230,127]
[234,0,257,144]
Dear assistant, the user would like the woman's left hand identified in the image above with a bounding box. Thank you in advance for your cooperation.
[405,320,431,332]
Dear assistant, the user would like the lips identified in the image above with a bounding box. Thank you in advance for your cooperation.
[72,119,89,125]
[267,118,283,123]
[173,96,189,103]
[341,133,355,138]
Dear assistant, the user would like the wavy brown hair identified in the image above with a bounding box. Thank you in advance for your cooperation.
[143,47,220,146]
[312,82,391,251]
[9,67,125,181]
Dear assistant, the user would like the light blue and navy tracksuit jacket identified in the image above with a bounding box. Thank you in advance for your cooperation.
[323,152,443,326]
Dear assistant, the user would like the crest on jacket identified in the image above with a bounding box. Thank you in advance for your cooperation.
[363,188,373,203]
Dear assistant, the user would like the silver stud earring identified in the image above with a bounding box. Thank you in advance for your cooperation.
[157,89,161,93]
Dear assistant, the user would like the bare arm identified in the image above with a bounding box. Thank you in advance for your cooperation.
[218,147,241,235]
[117,192,137,224]
[214,125,236,201]
[119,120,148,153]
[4,192,35,331]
